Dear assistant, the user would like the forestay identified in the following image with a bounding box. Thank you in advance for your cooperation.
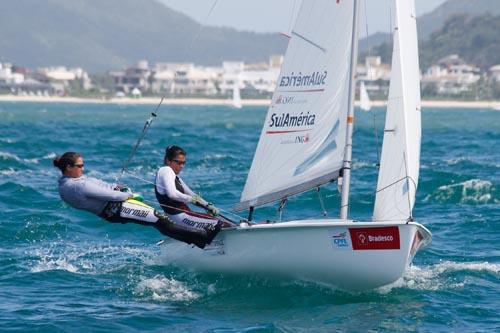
[373,0,421,221]
[236,0,355,211]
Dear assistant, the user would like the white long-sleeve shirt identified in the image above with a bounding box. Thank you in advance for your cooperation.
[155,166,195,204]
[58,176,132,215]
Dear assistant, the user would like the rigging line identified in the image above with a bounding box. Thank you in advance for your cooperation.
[186,0,219,55]
[123,171,245,221]
[374,175,408,194]
[277,197,287,222]
[120,0,219,176]
[317,187,327,217]
[118,1,221,199]
[118,97,164,182]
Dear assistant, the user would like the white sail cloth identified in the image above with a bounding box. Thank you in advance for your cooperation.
[373,0,421,221]
[360,81,371,111]
[236,0,355,211]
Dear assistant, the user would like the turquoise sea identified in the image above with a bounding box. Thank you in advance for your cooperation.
[0,101,498,332]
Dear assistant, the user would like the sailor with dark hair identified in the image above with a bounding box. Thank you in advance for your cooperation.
[155,145,224,233]
[53,151,218,248]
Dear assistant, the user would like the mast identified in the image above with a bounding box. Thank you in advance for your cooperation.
[340,0,360,219]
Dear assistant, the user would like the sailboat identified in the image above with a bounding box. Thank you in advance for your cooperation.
[231,78,242,109]
[359,81,371,111]
[160,0,431,291]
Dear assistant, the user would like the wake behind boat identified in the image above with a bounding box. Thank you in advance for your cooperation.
[160,0,432,291]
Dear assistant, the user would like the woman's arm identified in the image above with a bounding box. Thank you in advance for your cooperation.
[80,177,132,202]
[156,167,192,203]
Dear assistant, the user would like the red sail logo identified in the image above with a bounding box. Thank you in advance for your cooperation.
[349,226,400,250]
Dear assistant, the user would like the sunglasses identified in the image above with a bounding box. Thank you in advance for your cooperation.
[72,164,84,168]
[172,159,186,166]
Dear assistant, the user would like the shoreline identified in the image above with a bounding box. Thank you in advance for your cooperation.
[0,95,499,109]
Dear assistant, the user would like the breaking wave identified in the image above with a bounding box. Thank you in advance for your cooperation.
[28,242,156,275]
[134,275,199,302]
[379,261,500,293]
[424,179,497,204]
[0,151,39,164]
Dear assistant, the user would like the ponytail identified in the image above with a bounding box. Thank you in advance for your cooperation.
[53,152,81,173]
[165,145,186,161]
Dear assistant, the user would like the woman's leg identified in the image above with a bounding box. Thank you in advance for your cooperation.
[104,200,217,248]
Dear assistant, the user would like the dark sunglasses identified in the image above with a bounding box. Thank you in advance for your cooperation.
[172,159,186,166]
[72,164,84,168]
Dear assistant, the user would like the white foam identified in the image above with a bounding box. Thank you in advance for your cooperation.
[28,242,157,275]
[203,153,228,161]
[0,167,17,176]
[352,160,372,169]
[43,152,57,159]
[0,138,16,143]
[424,179,494,204]
[378,261,499,293]
[445,157,470,165]
[135,275,199,302]
[0,151,39,164]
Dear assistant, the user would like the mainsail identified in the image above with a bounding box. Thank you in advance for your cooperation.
[373,0,421,221]
[236,0,356,211]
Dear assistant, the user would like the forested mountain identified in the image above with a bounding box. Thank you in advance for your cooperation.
[0,0,287,72]
[0,0,498,72]
[420,14,500,69]
[417,0,500,39]
[366,14,500,70]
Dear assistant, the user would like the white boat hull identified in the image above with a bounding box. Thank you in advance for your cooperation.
[159,219,431,291]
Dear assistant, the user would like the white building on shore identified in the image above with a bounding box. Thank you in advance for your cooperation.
[356,56,391,96]
[37,66,92,94]
[421,54,481,95]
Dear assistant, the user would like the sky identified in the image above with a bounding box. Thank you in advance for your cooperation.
[158,0,448,34]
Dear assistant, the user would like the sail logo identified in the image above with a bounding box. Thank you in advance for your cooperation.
[279,71,328,88]
[295,133,310,143]
[280,133,310,145]
[349,227,400,250]
[330,230,351,250]
[274,95,307,105]
[269,112,315,128]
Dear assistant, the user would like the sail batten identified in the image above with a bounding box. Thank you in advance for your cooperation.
[236,0,356,211]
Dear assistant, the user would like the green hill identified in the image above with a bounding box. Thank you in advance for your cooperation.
[420,14,500,70]
[0,0,287,72]
[417,0,500,39]
[364,14,500,70]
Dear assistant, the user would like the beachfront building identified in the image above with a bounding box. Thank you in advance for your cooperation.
[0,62,54,96]
[0,63,25,86]
[109,60,151,95]
[151,63,175,94]
[218,61,244,95]
[150,56,281,97]
[421,54,481,95]
[168,63,218,96]
[239,55,282,96]
[489,65,500,83]
[356,56,391,97]
[37,66,92,95]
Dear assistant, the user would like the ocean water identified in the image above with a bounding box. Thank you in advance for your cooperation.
[0,101,498,332]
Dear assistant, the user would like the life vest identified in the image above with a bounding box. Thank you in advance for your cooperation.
[155,175,190,215]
